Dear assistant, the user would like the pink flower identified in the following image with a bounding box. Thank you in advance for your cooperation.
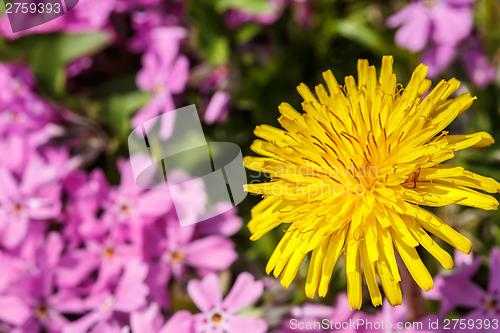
[0,154,62,249]
[62,0,116,33]
[430,247,500,324]
[462,38,496,89]
[133,27,189,138]
[129,11,170,52]
[57,234,140,291]
[0,233,85,332]
[0,94,55,142]
[102,159,172,244]
[0,134,30,174]
[421,43,457,78]
[187,273,267,333]
[144,219,237,308]
[67,57,93,77]
[163,170,207,227]
[0,277,79,332]
[130,303,193,333]
[204,91,231,125]
[425,249,482,315]
[62,261,149,333]
[63,169,110,242]
[128,8,184,52]
[419,35,496,87]
[421,36,496,86]
[196,203,243,237]
[198,66,229,94]
[291,0,313,27]
[387,0,475,52]
[0,223,50,294]
[117,0,185,16]
[0,63,35,104]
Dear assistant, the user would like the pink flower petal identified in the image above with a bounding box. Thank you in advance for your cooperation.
[49,291,88,314]
[159,103,177,139]
[386,3,414,28]
[131,94,164,130]
[442,280,485,308]
[204,91,230,125]
[20,155,58,194]
[130,303,163,333]
[166,221,196,249]
[165,55,189,94]
[421,44,457,78]
[488,247,500,294]
[62,311,102,333]
[149,27,186,68]
[0,295,31,326]
[114,261,149,312]
[136,190,172,219]
[197,203,242,237]
[46,313,69,332]
[2,215,28,249]
[456,254,482,279]
[330,293,352,322]
[145,262,171,309]
[136,52,157,91]
[462,39,496,89]
[159,310,193,333]
[184,236,237,272]
[445,0,476,4]
[432,4,473,46]
[394,5,431,52]
[291,303,333,318]
[187,273,223,312]
[0,168,19,200]
[117,158,145,196]
[45,232,62,267]
[225,316,268,333]
[222,272,263,314]
[56,250,100,288]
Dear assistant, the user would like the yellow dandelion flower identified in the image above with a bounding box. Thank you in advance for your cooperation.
[243,56,500,309]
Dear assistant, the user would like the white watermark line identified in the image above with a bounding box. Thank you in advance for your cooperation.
[289,318,423,331]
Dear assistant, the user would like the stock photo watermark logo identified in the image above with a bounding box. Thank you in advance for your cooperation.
[128,105,383,226]
[128,105,247,227]
[3,0,78,32]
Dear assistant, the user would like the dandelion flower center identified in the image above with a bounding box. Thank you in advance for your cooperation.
[243,56,500,309]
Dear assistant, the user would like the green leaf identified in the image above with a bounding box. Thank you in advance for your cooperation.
[56,32,110,63]
[201,35,230,65]
[189,1,231,65]
[236,24,261,43]
[92,74,140,99]
[104,90,151,136]
[216,0,274,13]
[332,19,388,54]
[24,32,110,95]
